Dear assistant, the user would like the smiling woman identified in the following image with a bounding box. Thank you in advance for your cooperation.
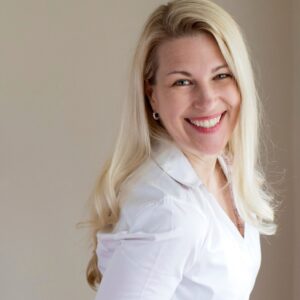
[85,1,278,299]
[145,33,241,156]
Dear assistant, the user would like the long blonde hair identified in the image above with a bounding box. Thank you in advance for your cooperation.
[85,0,278,290]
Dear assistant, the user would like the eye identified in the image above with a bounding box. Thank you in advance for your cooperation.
[173,79,192,86]
[214,73,233,80]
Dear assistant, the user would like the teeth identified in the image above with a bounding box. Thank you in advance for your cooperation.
[189,115,222,128]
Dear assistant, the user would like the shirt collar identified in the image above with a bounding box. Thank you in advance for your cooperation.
[151,139,202,188]
[151,139,229,188]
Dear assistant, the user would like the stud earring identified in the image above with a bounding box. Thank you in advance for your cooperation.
[152,112,160,120]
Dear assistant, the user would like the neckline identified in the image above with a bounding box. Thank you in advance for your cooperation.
[207,189,247,241]
[204,156,247,242]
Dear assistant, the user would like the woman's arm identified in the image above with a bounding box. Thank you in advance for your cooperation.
[95,196,207,300]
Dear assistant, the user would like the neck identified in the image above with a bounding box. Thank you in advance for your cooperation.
[183,151,219,188]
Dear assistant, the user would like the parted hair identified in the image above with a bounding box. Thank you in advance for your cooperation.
[85,0,278,290]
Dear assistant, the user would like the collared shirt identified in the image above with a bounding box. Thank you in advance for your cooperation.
[95,139,261,300]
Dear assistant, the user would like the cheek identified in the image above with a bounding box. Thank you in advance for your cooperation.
[223,88,241,130]
[233,96,241,118]
[226,87,241,112]
[233,92,241,108]
[157,92,189,119]
[231,98,241,116]
[229,96,241,130]
[162,105,190,131]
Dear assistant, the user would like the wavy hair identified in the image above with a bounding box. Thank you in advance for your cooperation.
[85,0,278,290]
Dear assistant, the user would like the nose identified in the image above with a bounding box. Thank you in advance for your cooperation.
[192,83,217,110]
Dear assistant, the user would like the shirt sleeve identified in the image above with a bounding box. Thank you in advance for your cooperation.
[94,195,207,300]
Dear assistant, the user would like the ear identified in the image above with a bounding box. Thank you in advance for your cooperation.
[144,80,158,112]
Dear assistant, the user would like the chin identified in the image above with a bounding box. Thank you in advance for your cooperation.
[190,141,226,157]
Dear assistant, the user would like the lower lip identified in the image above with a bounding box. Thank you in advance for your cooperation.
[186,112,225,134]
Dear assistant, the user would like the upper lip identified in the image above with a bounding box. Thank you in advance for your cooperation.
[187,111,226,121]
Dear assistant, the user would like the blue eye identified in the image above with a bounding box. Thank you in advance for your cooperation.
[215,73,232,80]
[173,79,192,86]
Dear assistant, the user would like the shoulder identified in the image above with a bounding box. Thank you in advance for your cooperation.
[97,157,210,275]
[119,156,190,209]
[118,158,209,240]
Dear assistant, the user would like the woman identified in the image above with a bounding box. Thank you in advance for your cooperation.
[86,0,278,299]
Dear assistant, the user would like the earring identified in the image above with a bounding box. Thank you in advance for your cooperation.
[152,112,160,120]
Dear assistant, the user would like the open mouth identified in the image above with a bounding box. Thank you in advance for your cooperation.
[185,111,226,130]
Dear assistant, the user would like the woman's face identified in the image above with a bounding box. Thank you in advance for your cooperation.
[145,33,241,157]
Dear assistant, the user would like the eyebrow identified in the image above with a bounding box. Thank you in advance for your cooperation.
[166,64,228,77]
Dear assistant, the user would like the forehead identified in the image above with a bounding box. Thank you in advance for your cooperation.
[155,33,226,74]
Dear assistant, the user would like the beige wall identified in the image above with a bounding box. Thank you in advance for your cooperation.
[0,1,297,299]
[293,0,300,298]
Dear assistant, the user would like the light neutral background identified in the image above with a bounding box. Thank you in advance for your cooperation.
[0,1,298,299]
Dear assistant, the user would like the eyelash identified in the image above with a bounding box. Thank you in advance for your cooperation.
[173,73,233,86]
[216,73,232,80]
[173,79,192,86]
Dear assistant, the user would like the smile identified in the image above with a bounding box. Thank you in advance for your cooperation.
[186,112,225,129]
[188,115,222,128]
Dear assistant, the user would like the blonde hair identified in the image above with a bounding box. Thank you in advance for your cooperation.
[85,0,278,290]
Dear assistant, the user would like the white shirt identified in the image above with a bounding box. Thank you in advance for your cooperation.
[95,139,261,300]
